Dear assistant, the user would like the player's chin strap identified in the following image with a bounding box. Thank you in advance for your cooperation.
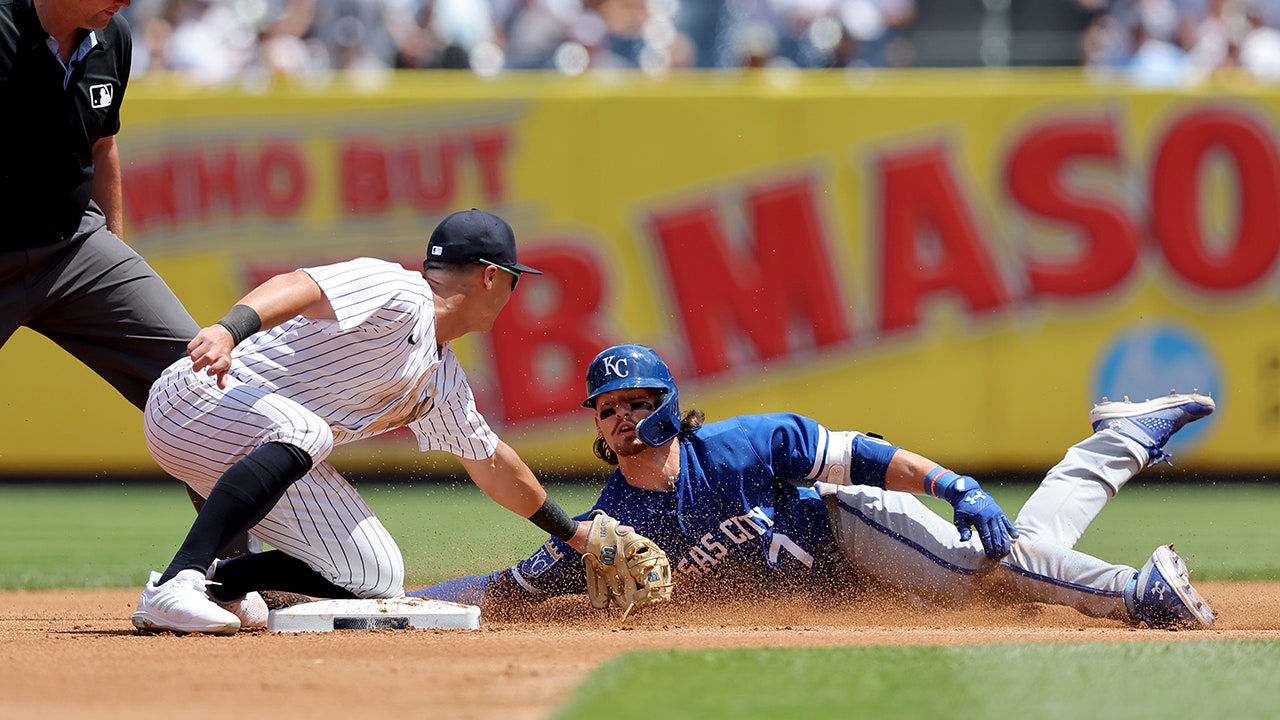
[636,387,681,447]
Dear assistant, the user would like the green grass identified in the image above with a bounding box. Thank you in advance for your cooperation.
[0,481,603,589]
[922,482,1280,581]
[554,641,1280,720]
[3,481,1277,720]
[1,481,1278,589]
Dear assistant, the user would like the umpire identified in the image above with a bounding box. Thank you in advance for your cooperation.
[1,0,199,407]
[0,0,271,564]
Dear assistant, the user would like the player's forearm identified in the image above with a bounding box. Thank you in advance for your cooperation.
[463,444,589,551]
[191,272,334,383]
[883,448,946,495]
[233,271,336,329]
[465,442,547,517]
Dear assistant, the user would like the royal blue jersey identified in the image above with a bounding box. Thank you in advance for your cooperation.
[413,413,898,605]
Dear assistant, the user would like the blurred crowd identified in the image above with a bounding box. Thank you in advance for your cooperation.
[123,0,918,83]
[1082,0,1280,84]
[121,0,1280,85]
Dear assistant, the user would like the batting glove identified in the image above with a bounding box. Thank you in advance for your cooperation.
[951,487,1018,560]
[924,468,1018,560]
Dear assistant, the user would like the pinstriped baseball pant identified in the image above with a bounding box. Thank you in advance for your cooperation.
[144,361,405,598]
[819,429,1153,621]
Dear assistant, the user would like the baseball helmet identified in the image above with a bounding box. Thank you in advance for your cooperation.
[582,344,681,447]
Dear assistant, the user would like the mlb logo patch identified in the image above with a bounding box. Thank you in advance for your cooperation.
[89,84,114,109]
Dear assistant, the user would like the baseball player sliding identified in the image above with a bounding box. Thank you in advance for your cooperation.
[412,343,1217,630]
[131,209,601,635]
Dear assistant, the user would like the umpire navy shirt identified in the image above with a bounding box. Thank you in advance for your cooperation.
[0,0,130,249]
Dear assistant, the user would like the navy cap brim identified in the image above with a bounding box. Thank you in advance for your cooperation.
[507,262,543,275]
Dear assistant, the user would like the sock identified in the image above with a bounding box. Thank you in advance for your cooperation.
[183,483,256,558]
[208,550,358,602]
[158,442,312,585]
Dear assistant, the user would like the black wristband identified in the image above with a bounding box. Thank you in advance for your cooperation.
[216,304,262,346]
[528,497,578,541]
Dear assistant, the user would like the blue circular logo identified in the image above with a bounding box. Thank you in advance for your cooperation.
[1093,324,1221,453]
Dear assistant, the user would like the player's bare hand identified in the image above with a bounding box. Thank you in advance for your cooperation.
[566,519,592,554]
[564,519,638,554]
[187,324,236,389]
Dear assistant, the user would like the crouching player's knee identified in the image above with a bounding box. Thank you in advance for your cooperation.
[339,547,406,599]
[336,571,404,599]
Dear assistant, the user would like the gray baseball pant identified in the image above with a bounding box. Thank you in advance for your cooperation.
[819,428,1152,622]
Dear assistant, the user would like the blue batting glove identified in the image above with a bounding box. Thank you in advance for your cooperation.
[923,468,1019,561]
[952,488,1018,560]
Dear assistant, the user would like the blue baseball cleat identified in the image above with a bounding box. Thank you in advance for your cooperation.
[1125,544,1216,630]
[1089,391,1216,466]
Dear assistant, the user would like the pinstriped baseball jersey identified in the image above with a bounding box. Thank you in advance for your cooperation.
[142,257,500,597]
[233,257,499,458]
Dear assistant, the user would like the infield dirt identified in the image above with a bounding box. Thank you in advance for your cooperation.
[3,582,1278,719]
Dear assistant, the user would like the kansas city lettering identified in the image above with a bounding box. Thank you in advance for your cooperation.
[676,507,774,579]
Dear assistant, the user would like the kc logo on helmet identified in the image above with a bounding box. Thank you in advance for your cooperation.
[602,356,629,378]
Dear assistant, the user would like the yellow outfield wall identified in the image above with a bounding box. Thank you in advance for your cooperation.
[3,70,1278,477]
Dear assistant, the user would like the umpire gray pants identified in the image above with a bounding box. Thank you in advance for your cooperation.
[0,205,199,409]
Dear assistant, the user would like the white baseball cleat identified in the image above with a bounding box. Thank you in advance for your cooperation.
[215,591,269,630]
[132,570,241,635]
[205,559,268,629]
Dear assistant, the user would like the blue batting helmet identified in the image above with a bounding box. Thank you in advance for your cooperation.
[582,344,681,447]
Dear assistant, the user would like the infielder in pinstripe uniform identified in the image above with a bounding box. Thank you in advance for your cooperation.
[131,208,593,635]
[413,344,1217,630]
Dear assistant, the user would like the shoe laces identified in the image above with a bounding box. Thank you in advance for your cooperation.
[1112,412,1184,467]
[171,569,223,599]
[1147,449,1175,468]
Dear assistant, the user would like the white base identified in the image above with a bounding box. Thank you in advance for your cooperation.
[267,597,481,633]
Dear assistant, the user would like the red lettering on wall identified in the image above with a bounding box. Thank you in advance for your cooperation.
[258,143,308,217]
[401,138,460,210]
[1006,116,1139,296]
[1151,108,1280,290]
[470,129,510,204]
[336,126,512,216]
[193,147,246,218]
[649,177,851,377]
[123,141,310,234]
[340,142,392,214]
[488,246,612,423]
[877,144,1010,331]
[123,161,178,234]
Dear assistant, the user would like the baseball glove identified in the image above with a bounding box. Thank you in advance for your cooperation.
[582,510,674,620]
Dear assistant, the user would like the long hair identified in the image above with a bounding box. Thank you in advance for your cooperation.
[593,409,705,466]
